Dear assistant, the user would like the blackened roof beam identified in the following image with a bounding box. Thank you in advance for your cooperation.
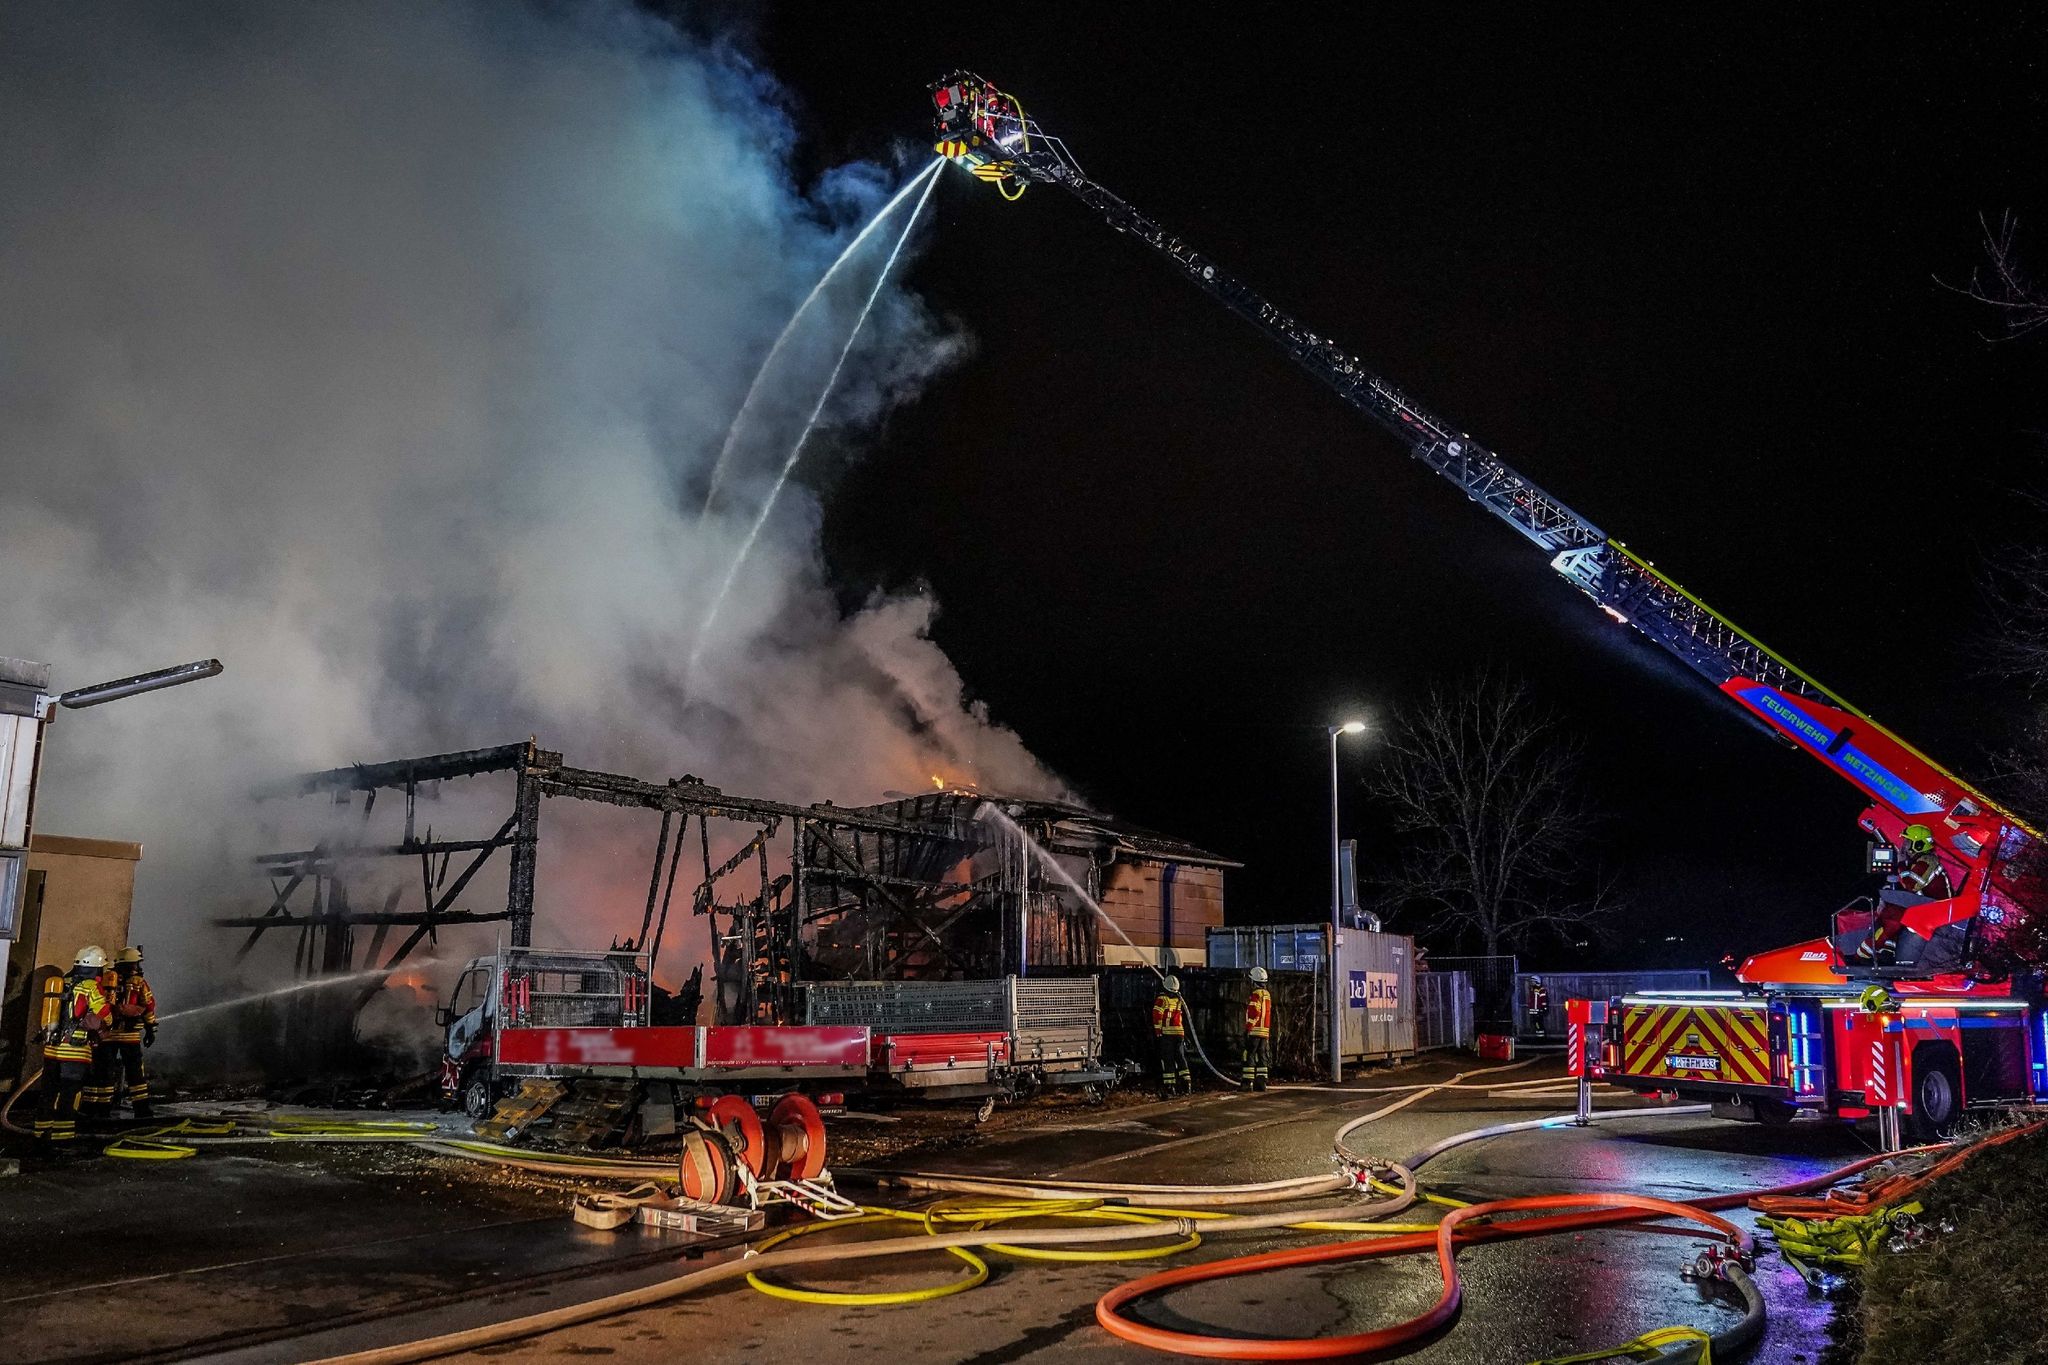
[254,741,553,799]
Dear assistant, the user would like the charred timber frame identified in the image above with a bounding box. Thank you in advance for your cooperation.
[227,741,1062,1024]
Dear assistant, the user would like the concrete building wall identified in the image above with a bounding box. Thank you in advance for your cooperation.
[1097,861,1224,967]
[25,834,140,968]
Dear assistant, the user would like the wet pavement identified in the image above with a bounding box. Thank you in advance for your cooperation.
[0,1113,707,1364]
[0,1060,1869,1363]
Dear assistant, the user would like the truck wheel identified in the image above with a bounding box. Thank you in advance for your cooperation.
[1904,1044,1961,1141]
[1752,1097,1798,1126]
[462,1069,496,1122]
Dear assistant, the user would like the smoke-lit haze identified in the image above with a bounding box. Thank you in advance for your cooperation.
[0,3,1056,1033]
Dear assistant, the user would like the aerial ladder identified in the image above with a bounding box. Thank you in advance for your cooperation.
[928,73,2044,1134]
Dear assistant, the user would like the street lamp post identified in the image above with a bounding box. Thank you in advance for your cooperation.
[1327,719,1366,1084]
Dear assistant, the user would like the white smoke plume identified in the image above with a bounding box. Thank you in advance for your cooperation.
[0,4,1058,1040]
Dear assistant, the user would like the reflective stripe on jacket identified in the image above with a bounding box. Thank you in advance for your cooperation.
[109,972,157,1043]
[1245,988,1272,1038]
[1898,854,1953,898]
[1150,994,1184,1037]
[46,976,111,1062]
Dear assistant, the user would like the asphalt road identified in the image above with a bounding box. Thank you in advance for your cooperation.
[0,1058,1873,1363]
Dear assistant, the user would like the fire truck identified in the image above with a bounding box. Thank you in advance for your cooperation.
[923,72,2046,1141]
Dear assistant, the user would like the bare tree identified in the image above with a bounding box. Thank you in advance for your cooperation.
[1940,211,2048,341]
[1368,673,1615,956]
[1956,216,2048,972]
[1986,544,2048,689]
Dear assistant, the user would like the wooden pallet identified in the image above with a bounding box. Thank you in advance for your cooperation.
[535,1080,640,1149]
[473,1078,566,1143]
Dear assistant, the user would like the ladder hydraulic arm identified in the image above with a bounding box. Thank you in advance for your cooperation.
[934,73,1842,713]
[926,72,2034,969]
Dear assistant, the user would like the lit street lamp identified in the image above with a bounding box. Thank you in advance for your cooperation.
[1327,719,1367,1083]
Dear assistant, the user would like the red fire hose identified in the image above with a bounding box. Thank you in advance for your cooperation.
[1095,1148,1912,1360]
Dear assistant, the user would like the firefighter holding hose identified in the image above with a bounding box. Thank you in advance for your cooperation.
[1151,975,1191,1097]
[107,946,158,1118]
[1242,967,1273,1091]
[38,946,112,1144]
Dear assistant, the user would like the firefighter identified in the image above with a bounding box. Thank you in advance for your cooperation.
[107,946,158,1118]
[1895,826,1954,900]
[1858,825,1953,966]
[1242,966,1273,1091]
[82,956,122,1120]
[1151,975,1191,1097]
[38,946,112,1144]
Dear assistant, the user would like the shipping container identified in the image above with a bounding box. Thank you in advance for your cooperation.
[1335,930,1416,1062]
[1205,923,1329,972]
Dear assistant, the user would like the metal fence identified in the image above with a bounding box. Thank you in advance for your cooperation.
[1413,970,1474,1051]
[802,979,1005,1033]
[1425,954,1519,1027]
[1008,977,1101,1071]
[1082,966,1327,1081]
[1512,969,1711,1043]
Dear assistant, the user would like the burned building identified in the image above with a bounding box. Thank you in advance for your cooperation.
[808,792,1235,978]
[223,743,1235,1056]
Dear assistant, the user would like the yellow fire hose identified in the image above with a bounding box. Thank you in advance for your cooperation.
[746,1211,994,1305]
[1755,1200,1922,1291]
[92,1115,676,1182]
[744,1190,1468,1309]
[309,1178,1426,1365]
[1533,1324,1715,1364]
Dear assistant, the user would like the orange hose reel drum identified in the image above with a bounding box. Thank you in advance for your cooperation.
[767,1093,828,1181]
[702,1094,768,1178]
[677,1127,739,1205]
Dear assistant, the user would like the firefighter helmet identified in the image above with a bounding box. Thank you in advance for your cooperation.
[1902,824,1936,854]
[1248,966,1269,983]
[1162,975,1181,994]
[73,945,108,970]
[116,946,144,965]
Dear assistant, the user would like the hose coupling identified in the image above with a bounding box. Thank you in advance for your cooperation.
[1680,1242,1753,1282]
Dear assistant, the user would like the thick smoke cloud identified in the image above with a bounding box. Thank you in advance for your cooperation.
[0,4,1057,1026]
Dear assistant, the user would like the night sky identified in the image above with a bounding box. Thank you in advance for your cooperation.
[674,6,2046,968]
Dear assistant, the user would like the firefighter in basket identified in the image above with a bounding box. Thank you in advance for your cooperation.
[1857,824,1954,967]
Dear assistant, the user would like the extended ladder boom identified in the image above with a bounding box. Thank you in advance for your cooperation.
[927,72,2023,854]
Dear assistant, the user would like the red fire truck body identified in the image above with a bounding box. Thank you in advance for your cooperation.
[1567,680,2045,1138]
[1571,989,2042,1139]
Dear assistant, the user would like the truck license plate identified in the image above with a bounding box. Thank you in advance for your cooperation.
[1665,1054,1721,1073]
